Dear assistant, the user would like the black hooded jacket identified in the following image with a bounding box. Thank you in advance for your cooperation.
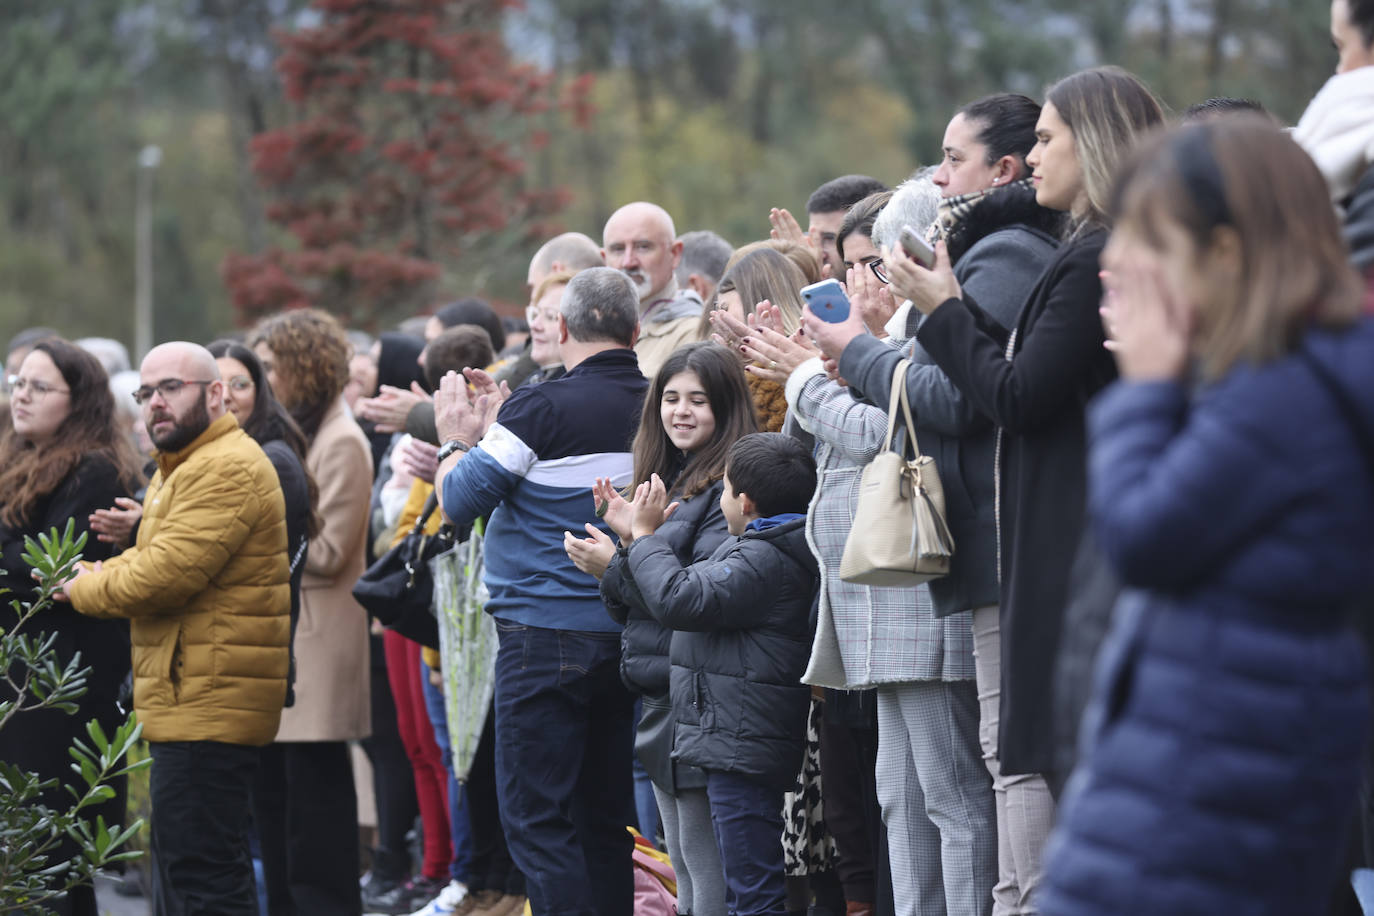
[627,515,819,788]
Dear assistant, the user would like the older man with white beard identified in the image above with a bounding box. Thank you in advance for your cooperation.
[601,201,702,379]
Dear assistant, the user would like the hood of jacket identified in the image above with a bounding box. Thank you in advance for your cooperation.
[741,515,819,580]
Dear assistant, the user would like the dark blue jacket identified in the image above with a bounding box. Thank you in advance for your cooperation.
[602,479,730,697]
[1041,319,1374,916]
[627,515,819,788]
[441,348,646,632]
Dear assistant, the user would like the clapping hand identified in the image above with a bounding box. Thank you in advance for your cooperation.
[357,382,431,433]
[847,264,898,335]
[713,303,821,384]
[591,477,634,542]
[630,474,679,541]
[89,497,142,548]
[563,525,616,580]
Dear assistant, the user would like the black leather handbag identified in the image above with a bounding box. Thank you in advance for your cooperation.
[352,494,452,649]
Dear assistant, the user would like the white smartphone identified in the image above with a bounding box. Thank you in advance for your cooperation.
[898,225,937,269]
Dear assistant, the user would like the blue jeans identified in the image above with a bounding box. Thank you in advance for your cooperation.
[493,621,635,916]
[706,769,788,916]
[421,658,474,885]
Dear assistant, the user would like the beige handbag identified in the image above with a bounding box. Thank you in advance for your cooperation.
[839,359,955,586]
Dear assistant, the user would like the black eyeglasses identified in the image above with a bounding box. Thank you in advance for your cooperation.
[132,378,214,405]
[869,258,890,284]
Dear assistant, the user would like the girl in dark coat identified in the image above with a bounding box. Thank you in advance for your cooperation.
[0,338,145,916]
[1041,118,1374,916]
[565,341,759,916]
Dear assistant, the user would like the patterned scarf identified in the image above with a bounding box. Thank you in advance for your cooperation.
[928,178,1036,246]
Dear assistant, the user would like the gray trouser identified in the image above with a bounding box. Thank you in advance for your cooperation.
[654,783,726,916]
[972,605,1055,916]
[875,679,996,916]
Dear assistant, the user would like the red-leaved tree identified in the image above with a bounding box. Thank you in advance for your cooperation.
[222,0,592,328]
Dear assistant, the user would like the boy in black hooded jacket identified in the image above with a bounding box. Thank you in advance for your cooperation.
[626,432,820,916]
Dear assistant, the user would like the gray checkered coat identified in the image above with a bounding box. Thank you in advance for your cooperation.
[785,361,975,689]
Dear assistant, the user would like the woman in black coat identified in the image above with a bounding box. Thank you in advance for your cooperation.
[808,67,1164,901]
[0,338,145,916]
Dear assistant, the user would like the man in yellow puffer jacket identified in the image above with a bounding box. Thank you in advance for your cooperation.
[58,341,290,916]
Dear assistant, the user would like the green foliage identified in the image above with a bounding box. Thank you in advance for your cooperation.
[0,520,149,913]
[0,0,1351,342]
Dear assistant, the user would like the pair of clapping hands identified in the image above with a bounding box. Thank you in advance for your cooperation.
[563,475,680,580]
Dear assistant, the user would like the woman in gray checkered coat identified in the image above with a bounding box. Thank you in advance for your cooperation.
[783,352,993,916]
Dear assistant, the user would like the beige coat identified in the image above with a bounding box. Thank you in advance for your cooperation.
[275,398,373,742]
[70,413,291,746]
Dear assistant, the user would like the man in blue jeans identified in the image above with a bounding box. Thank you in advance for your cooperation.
[434,267,648,916]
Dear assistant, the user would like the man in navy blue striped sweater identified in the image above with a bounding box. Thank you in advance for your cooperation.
[435,267,648,916]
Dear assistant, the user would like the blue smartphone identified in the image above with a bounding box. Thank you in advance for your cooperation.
[801,279,851,323]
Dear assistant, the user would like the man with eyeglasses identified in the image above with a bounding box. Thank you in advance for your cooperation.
[602,201,699,379]
[54,340,291,916]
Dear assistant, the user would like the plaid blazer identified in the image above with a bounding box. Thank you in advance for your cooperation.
[785,361,975,688]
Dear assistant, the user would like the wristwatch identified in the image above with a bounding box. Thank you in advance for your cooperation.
[436,438,471,462]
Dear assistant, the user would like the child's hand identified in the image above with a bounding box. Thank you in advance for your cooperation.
[564,525,616,580]
[630,474,679,541]
[591,477,633,542]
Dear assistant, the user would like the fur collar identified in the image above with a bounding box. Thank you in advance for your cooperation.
[940,180,1065,265]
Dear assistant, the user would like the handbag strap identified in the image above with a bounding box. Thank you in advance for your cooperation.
[882,358,927,462]
[409,492,441,538]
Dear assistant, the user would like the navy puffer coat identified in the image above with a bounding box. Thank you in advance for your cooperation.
[1041,319,1374,915]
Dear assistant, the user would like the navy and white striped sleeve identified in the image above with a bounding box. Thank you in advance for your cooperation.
[440,388,549,525]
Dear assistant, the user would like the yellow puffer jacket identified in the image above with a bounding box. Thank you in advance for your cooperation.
[70,412,291,746]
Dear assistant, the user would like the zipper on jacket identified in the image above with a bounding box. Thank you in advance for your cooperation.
[993,327,1018,584]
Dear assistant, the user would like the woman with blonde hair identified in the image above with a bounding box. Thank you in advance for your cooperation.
[708,247,810,431]
[250,308,374,914]
[1041,117,1374,915]
[807,66,1164,910]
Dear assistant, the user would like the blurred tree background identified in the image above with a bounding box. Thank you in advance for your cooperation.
[0,0,1338,349]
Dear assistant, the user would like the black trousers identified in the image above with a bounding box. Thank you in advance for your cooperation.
[819,691,894,916]
[360,633,418,882]
[149,740,259,916]
[466,701,524,895]
[254,740,362,916]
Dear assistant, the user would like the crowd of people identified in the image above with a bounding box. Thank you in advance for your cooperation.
[4,4,1374,915]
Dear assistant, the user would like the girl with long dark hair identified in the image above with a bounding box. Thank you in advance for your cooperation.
[565,341,759,916]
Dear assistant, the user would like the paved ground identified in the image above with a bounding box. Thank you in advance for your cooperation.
[93,872,151,916]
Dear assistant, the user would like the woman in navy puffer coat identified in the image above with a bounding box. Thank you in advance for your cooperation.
[1041,119,1374,915]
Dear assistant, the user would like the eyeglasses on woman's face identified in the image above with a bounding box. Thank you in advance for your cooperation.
[6,375,69,399]
[869,258,890,284]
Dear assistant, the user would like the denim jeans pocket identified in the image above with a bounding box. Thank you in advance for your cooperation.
[557,629,621,680]
[495,619,529,670]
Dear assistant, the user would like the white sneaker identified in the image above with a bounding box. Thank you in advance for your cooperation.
[408,880,468,916]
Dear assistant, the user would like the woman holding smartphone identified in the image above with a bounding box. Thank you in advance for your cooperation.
[806,67,1164,910]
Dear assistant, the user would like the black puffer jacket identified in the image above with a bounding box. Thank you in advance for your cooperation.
[628,515,819,788]
[602,479,729,696]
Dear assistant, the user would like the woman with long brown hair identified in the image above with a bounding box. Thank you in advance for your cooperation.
[250,309,373,915]
[0,337,144,916]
